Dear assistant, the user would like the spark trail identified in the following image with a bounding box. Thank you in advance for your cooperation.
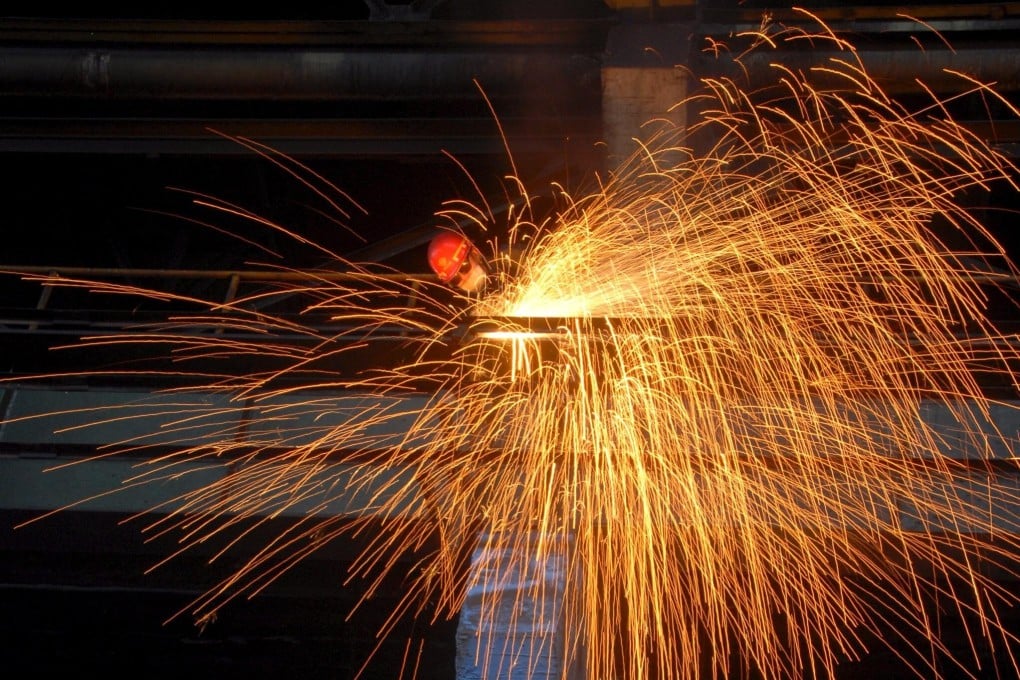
[6,16,1020,680]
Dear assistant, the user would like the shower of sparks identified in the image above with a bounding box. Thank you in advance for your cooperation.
[7,15,1020,680]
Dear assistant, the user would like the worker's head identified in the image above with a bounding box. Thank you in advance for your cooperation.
[427,231,488,293]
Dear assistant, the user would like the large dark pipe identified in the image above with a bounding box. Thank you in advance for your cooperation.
[0,46,600,101]
[699,43,1020,94]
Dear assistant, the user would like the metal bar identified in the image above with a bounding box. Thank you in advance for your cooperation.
[0,116,603,157]
[1,265,435,281]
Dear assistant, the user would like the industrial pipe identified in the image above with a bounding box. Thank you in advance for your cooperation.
[0,46,601,101]
[703,43,1020,94]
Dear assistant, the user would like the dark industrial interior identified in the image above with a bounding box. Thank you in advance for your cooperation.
[2,2,1020,678]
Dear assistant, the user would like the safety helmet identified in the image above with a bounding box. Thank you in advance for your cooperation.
[427,231,472,283]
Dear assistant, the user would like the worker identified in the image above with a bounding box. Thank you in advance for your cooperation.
[427,230,489,294]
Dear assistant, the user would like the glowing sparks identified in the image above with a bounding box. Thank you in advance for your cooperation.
[6,16,1020,680]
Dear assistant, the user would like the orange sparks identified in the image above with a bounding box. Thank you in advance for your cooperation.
[5,16,1020,680]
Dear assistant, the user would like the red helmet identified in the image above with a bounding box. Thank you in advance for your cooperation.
[427,231,472,283]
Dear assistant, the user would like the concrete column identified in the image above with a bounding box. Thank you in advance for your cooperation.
[455,530,576,680]
[602,22,693,169]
